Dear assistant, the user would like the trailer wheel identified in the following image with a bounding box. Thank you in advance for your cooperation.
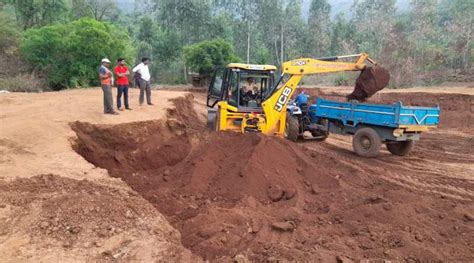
[352,128,382,157]
[207,109,218,131]
[285,113,299,142]
[386,140,415,156]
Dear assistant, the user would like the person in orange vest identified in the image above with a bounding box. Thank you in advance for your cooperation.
[99,58,118,115]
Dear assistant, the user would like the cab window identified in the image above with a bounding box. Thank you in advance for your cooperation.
[210,68,225,98]
[207,68,226,107]
[228,70,239,107]
[239,71,273,107]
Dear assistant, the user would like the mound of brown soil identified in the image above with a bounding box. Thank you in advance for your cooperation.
[71,95,473,262]
[0,174,193,261]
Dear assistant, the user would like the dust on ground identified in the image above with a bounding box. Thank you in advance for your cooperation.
[71,91,474,262]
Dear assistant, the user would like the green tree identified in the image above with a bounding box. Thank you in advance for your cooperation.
[0,11,20,55]
[329,14,355,55]
[307,0,331,56]
[207,14,234,42]
[70,0,120,21]
[442,0,473,71]
[21,18,134,89]
[409,0,441,69]
[10,0,69,29]
[184,38,240,78]
[135,15,154,61]
[282,0,306,60]
[352,0,396,56]
[155,0,212,45]
[214,0,261,63]
[258,0,283,64]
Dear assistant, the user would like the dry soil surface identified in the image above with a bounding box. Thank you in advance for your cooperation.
[1,86,473,262]
[0,88,199,262]
[74,89,473,261]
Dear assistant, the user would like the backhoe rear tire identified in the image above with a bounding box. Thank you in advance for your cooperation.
[285,113,299,142]
[386,140,415,156]
[352,127,382,158]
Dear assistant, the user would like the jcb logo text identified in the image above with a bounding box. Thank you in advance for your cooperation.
[274,87,292,112]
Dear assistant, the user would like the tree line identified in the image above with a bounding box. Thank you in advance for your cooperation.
[0,0,472,90]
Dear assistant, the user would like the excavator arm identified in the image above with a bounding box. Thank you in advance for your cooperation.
[281,53,371,75]
[259,53,385,136]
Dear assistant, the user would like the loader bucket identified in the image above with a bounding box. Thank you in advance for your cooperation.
[347,65,390,101]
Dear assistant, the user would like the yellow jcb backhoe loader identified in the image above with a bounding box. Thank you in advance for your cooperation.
[206,53,389,138]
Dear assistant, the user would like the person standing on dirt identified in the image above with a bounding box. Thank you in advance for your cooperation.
[114,58,132,111]
[132,57,153,106]
[99,58,118,115]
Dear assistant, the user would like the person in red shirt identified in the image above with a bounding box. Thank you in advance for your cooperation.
[114,58,132,110]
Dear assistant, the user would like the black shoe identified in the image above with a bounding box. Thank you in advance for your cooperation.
[147,103,154,105]
[125,107,132,110]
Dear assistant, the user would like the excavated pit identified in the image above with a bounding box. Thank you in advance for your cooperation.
[71,94,473,262]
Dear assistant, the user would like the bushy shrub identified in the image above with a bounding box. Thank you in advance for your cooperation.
[334,73,349,86]
[184,38,240,79]
[20,18,135,90]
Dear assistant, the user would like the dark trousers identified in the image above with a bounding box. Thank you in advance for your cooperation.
[101,85,114,113]
[117,85,129,109]
[138,78,151,105]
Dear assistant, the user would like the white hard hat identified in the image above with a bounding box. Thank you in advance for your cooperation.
[101,58,111,63]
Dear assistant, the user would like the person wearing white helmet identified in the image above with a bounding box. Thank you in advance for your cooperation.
[99,58,118,115]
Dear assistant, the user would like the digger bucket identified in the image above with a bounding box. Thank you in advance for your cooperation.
[347,65,390,101]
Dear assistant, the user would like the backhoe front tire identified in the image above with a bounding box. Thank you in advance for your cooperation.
[386,140,415,156]
[285,113,299,142]
[352,127,382,158]
[207,109,218,131]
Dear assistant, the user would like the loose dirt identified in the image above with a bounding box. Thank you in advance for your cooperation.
[1,86,472,261]
[348,66,391,101]
[0,88,199,261]
[71,94,474,262]
[0,174,195,262]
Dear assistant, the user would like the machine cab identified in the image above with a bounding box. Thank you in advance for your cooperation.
[207,63,276,112]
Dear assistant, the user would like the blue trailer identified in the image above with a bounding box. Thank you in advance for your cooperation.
[286,97,440,157]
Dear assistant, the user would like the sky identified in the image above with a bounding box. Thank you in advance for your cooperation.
[117,0,412,18]
[301,0,411,18]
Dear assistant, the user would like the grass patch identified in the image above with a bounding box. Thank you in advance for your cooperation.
[0,74,47,92]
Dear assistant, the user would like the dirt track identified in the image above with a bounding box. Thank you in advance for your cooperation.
[1,86,473,262]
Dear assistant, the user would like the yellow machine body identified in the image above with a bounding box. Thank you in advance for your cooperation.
[208,53,372,137]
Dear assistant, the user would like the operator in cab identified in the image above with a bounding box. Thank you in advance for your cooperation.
[241,77,260,106]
